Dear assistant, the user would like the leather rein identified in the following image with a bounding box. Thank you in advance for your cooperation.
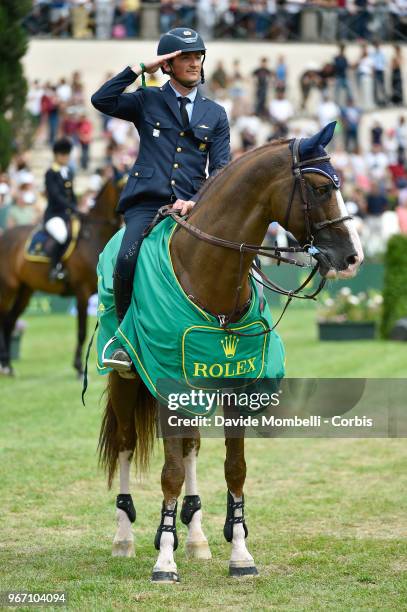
[144,139,352,337]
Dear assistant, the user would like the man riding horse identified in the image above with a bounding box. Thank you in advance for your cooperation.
[91,27,231,376]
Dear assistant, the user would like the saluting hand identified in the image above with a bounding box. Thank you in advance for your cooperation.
[132,50,182,76]
[172,199,196,216]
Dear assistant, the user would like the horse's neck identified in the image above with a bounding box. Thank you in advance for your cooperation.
[170,145,285,315]
[88,203,116,225]
[85,185,119,243]
[90,182,118,223]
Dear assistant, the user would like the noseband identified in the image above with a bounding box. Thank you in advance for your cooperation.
[144,139,352,335]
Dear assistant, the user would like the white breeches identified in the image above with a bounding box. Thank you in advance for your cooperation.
[45,217,68,244]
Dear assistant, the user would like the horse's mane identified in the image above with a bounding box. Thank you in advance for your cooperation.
[194,138,290,208]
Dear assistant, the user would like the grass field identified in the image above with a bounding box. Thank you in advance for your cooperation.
[1,311,406,611]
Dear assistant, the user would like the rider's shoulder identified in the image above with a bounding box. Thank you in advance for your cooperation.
[46,163,61,175]
[204,97,229,121]
[137,85,161,97]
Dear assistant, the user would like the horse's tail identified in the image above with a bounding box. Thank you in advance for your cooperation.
[98,375,157,489]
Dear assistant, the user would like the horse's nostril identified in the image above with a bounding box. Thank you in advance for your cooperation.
[346,254,358,266]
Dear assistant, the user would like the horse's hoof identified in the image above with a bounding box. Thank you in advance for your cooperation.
[112,540,135,557]
[0,365,14,377]
[151,571,180,584]
[229,562,258,577]
[185,540,212,560]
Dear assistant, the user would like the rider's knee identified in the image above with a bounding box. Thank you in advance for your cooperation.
[115,242,139,280]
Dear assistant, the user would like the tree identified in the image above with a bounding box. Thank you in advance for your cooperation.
[0,0,32,171]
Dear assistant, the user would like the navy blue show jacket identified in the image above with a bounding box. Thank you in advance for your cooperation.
[44,164,77,223]
[91,66,231,212]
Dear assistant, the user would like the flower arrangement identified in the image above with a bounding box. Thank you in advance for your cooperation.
[318,288,383,323]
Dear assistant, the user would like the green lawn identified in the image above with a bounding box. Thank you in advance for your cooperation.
[0,313,406,611]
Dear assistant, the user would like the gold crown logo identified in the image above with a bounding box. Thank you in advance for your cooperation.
[221,335,239,359]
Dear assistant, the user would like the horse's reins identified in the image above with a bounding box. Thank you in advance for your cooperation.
[144,139,352,336]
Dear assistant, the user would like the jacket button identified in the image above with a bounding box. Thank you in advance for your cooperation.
[176,147,182,152]
[156,122,160,126]
[135,171,139,176]
[171,180,176,185]
[173,163,179,169]
[179,131,185,136]
[204,136,208,141]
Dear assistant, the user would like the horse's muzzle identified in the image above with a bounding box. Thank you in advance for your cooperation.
[315,251,363,279]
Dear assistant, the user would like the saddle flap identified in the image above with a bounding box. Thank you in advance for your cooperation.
[24,217,80,263]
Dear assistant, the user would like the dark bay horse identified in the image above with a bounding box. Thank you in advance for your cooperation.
[0,178,121,376]
[98,124,363,582]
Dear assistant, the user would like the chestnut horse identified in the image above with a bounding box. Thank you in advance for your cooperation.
[98,124,363,582]
[0,178,121,376]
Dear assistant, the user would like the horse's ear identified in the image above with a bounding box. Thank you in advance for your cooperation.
[317,121,337,146]
[300,121,337,158]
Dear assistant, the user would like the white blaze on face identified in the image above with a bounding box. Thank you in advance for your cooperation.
[329,189,364,279]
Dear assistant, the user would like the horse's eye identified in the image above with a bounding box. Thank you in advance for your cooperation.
[315,185,330,195]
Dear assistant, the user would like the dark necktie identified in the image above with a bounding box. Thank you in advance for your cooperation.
[178,97,190,129]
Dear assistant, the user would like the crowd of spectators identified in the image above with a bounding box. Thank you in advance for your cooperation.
[0,150,109,237]
[26,71,93,166]
[23,1,407,43]
[0,70,99,235]
[1,41,407,258]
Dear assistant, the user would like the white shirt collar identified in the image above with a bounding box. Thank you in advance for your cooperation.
[60,166,69,179]
[168,81,198,103]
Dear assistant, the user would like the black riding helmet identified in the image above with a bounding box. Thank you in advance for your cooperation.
[53,137,73,155]
[157,28,206,84]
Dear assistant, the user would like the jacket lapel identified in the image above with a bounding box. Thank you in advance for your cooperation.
[189,91,209,128]
[161,81,182,126]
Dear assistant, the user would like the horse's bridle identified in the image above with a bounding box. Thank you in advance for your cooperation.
[287,138,352,249]
[144,139,353,336]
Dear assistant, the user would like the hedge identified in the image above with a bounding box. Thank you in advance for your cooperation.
[381,234,407,338]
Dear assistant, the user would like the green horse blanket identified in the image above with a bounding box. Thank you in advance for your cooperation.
[96,217,285,406]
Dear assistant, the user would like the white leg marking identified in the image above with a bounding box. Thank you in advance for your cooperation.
[119,450,131,494]
[153,501,178,574]
[229,493,254,567]
[184,449,211,559]
[112,450,134,557]
[184,447,198,496]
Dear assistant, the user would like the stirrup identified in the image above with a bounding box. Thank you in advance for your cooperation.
[102,337,135,378]
[49,263,66,281]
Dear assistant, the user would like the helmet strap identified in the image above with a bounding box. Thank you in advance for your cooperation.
[200,52,206,84]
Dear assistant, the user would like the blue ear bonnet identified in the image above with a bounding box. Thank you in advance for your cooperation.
[291,122,341,188]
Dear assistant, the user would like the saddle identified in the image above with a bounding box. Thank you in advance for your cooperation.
[24,217,80,263]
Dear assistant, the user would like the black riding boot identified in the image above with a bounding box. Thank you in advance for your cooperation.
[49,241,66,281]
[102,272,135,376]
[113,272,133,324]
